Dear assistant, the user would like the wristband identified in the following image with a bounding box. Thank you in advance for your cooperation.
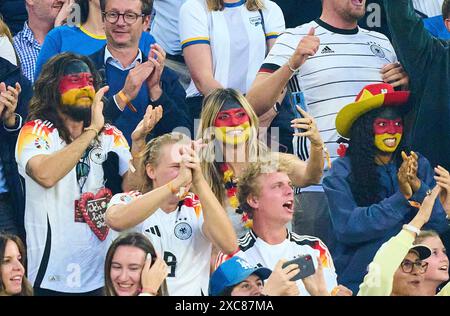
[403,224,421,236]
[287,59,299,73]
[117,90,138,113]
[84,127,99,136]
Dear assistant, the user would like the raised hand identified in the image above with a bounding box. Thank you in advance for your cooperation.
[121,61,154,103]
[89,86,109,133]
[54,0,75,27]
[398,151,413,199]
[146,44,166,100]
[288,27,319,71]
[140,253,168,295]
[131,105,163,144]
[291,106,323,147]
[410,185,441,229]
[435,165,450,214]
[0,82,21,128]
[405,151,421,193]
[381,62,409,89]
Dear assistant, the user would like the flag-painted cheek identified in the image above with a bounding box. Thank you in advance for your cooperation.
[60,86,96,107]
[215,121,251,145]
[374,133,402,153]
[59,73,95,106]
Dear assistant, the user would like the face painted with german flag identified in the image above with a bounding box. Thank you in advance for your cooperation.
[373,107,403,153]
[214,98,251,145]
[58,61,95,108]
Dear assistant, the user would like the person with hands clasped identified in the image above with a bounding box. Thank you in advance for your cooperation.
[15,53,148,295]
[323,83,449,294]
[89,0,191,143]
[106,132,237,296]
[0,53,32,239]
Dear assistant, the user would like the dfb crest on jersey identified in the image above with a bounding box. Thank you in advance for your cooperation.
[174,222,192,240]
[370,43,385,58]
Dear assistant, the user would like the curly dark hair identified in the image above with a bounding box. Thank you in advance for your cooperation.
[347,107,407,206]
[27,52,101,144]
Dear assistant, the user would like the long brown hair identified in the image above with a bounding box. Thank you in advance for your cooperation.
[28,52,101,144]
[104,232,168,296]
[0,233,33,296]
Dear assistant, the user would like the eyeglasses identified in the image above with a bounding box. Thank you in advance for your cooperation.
[103,11,145,24]
[400,259,429,274]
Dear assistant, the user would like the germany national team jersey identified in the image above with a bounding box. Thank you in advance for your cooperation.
[216,229,337,296]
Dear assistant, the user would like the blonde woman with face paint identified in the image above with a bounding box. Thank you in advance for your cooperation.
[197,88,325,237]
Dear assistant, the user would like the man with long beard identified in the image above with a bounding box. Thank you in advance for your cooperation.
[15,52,159,295]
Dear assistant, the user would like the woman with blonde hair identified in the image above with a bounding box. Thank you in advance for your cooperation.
[0,16,18,65]
[413,230,449,295]
[197,88,325,236]
[179,0,285,120]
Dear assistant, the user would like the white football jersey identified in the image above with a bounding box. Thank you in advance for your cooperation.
[16,121,129,292]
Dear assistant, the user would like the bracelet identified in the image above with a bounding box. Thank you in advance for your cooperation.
[117,90,138,113]
[166,181,188,199]
[287,59,299,73]
[84,127,99,136]
[403,224,421,236]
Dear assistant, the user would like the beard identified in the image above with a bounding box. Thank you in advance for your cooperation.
[59,103,91,123]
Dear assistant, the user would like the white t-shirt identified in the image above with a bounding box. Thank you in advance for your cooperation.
[216,230,337,296]
[179,0,285,97]
[108,192,212,296]
[151,0,187,55]
[0,35,17,66]
[16,121,130,292]
[261,20,398,191]
[413,0,444,18]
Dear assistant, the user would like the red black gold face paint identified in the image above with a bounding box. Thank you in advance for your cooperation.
[214,98,251,145]
[58,61,95,108]
[373,108,403,153]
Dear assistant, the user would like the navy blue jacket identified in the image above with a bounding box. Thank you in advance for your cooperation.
[323,154,449,293]
[0,57,32,239]
[89,46,192,143]
[0,0,27,35]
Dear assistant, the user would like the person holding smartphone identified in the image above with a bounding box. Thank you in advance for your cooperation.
[215,161,338,296]
[210,256,299,296]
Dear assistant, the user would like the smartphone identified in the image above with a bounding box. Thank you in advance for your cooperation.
[282,254,315,281]
[290,91,308,132]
